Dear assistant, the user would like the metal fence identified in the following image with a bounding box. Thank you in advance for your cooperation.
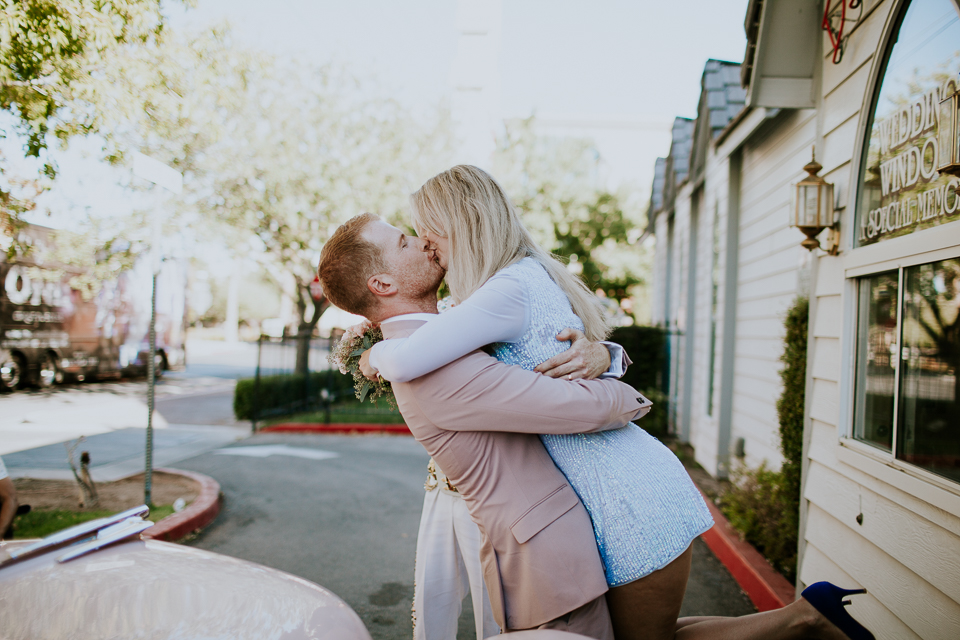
[249,335,401,430]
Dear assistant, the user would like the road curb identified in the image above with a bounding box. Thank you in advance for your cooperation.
[262,423,411,435]
[692,481,796,611]
[142,467,222,542]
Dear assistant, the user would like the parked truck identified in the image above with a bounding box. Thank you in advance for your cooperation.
[0,222,186,391]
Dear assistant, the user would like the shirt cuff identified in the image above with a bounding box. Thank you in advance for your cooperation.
[598,341,629,379]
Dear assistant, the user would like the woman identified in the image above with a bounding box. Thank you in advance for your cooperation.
[362,165,874,640]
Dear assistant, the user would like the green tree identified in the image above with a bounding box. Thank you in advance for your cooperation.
[126,37,451,372]
[493,117,647,309]
[0,0,174,219]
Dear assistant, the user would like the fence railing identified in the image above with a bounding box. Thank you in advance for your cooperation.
[245,334,401,430]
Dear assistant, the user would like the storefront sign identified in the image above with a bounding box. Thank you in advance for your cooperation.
[859,79,960,245]
[856,0,960,247]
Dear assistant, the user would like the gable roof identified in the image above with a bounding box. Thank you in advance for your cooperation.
[690,59,746,181]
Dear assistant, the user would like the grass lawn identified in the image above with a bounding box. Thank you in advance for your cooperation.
[264,401,406,426]
[13,504,176,539]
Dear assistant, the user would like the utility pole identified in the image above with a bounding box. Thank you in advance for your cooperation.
[132,152,182,506]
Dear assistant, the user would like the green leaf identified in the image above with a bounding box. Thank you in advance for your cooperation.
[359,381,371,403]
[350,349,367,357]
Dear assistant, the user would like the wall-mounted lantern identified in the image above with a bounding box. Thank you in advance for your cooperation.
[792,151,838,255]
[938,77,960,177]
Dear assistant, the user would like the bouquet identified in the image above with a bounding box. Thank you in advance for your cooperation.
[328,320,396,407]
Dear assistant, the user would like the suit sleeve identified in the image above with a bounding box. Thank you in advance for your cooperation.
[410,350,651,434]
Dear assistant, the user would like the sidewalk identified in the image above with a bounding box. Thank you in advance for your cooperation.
[4,423,248,482]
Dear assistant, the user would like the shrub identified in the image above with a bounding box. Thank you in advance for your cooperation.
[721,463,799,581]
[233,370,356,420]
[638,387,668,440]
[608,325,667,393]
[720,296,807,583]
[607,325,668,439]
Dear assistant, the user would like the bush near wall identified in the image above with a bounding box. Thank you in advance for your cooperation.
[720,296,807,583]
[233,371,356,420]
[609,325,668,439]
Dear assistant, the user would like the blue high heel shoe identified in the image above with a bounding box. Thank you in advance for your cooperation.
[801,581,875,640]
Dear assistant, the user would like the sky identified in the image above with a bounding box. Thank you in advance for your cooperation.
[164,0,751,191]
[22,0,750,257]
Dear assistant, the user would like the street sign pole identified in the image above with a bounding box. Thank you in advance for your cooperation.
[132,152,182,507]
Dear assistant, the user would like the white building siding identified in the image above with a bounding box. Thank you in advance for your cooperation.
[797,1,960,635]
[728,108,818,471]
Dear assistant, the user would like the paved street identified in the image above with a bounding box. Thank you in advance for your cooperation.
[2,337,756,639]
[174,432,755,640]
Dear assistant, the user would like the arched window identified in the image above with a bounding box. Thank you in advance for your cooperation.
[857,0,960,247]
[853,0,960,484]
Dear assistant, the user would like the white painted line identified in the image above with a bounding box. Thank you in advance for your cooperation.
[213,445,339,461]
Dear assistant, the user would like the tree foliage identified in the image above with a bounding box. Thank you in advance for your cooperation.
[492,118,647,306]
[0,0,173,218]
[171,52,450,352]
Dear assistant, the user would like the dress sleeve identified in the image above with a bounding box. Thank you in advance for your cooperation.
[369,270,530,382]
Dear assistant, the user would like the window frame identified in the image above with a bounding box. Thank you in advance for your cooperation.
[838,0,960,510]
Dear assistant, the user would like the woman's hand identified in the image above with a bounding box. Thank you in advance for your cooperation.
[534,328,611,380]
[359,348,379,382]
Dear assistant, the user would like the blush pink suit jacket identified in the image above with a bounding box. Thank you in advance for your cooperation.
[382,318,650,631]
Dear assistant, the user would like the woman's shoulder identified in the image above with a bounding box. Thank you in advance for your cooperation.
[493,256,545,280]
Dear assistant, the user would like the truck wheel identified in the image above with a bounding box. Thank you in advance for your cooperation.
[0,354,24,391]
[37,353,63,388]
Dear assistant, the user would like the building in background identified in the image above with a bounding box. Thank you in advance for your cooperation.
[648,0,960,635]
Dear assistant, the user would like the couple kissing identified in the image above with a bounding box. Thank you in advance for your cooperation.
[317,165,875,640]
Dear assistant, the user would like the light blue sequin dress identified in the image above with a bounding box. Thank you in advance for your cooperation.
[491,258,714,587]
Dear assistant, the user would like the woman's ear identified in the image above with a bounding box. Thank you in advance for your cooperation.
[367,273,398,298]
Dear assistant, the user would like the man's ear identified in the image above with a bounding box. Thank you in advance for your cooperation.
[367,273,398,298]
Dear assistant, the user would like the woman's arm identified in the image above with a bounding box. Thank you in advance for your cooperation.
[367,271,530,382]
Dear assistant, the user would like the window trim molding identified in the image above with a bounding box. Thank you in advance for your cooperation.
[837,436,960,516]
[843,229,960,278]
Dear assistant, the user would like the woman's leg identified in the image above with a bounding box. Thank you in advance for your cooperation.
[607,545,861,640]
[674,598,850,640]
[606,545,692,640]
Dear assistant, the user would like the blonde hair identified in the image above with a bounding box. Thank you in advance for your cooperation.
[410,165,611,341]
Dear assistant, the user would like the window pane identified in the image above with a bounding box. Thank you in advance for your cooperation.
[899,259,960,482]
[855,271,899,450]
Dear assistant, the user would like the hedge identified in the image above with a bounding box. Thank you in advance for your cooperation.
[233,370,357,421]
[608,325,666,393]
[609,325,668,439]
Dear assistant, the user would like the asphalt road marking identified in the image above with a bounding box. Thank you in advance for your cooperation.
[213,445,340,461]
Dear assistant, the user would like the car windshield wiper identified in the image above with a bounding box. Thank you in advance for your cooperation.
[0,505,152,568]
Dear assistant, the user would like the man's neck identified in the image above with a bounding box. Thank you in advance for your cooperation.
[373,296,438,323]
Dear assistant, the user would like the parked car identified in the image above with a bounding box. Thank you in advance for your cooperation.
[0,506,371,640]
[0,506,591,640]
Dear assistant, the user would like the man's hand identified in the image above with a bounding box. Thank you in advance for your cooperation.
[359,348,379,382]
[534,328,611,380]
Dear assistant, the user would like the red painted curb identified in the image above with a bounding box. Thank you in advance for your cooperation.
[142,468,222,542]
[262,423,411,435]
[693,482,796,611]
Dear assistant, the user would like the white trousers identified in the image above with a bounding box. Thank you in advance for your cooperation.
[413,488,500,640]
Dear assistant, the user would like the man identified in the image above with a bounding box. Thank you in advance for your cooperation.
[317,213,649,639]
